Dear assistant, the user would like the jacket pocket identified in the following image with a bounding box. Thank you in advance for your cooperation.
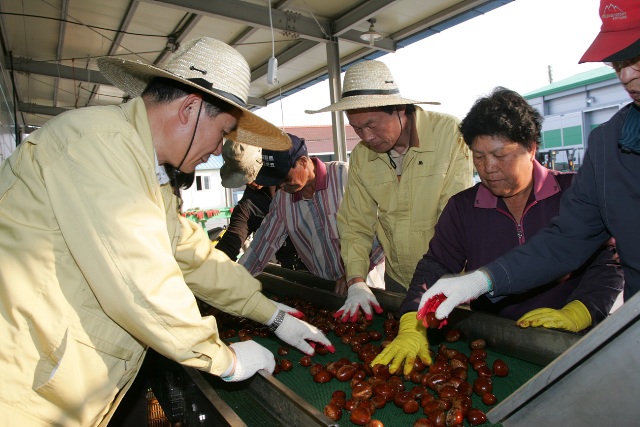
[33,329,130,421]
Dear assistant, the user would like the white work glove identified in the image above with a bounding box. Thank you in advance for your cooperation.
[417,270,491,321]
[222,341,275,382]
[271,300,304,318]
[270,311,335,356]
[333,282,383,323]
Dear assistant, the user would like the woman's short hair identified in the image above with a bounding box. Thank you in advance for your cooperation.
[460,87,543,150]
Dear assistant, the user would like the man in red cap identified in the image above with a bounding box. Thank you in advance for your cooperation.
[415,0,640,325]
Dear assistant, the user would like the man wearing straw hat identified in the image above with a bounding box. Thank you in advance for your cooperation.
[216,139,303,269]
[0,37,333,426]
[417,0,640,324]
[306,60,474,322]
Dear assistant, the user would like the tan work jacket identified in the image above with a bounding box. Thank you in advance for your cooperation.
[338,107,474,287]
[0,97,276,426]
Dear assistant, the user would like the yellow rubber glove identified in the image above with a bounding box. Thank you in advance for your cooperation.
[516,300,592,332]
[370,312,432,375]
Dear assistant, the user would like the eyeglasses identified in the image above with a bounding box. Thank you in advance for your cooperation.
[604,56,640,73]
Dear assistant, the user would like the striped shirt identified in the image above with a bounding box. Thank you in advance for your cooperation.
[240,158,384,280]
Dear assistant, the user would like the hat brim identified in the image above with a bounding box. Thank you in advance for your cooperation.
[305,95,440,114]
[255,168,287,186]
[97,57,291,151]
[580,29,640,63]
[220,165,251,188]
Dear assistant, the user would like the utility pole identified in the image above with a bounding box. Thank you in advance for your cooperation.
[547,65,553,84]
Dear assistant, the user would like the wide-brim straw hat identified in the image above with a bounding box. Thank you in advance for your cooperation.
[220,140,262,188]
[305,60,440,114]
[580,0,640,63]
[97,37,290,150]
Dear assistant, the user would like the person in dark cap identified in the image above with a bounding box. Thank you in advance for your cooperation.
[239,133,385,301]
[215,139,304,270]
[417,0,640,326]
[0,37,333,426]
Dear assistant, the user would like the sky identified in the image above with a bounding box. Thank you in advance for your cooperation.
[255,0,604,127]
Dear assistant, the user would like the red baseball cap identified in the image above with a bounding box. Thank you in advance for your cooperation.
[580,0,640,63]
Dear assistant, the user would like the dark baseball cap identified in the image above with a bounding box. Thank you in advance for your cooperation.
[255,134,308,186]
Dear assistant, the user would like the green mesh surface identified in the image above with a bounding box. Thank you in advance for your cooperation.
[208,313,543,427]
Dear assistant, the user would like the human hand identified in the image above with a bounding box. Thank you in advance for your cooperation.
[223,341,275,382]
[371,312,432,375]
[271,300,304,318]
[274,313,335,356]
[333,282,383,322]
[334,276,347,296]
[516,300,592,332]
[417,270,490,322]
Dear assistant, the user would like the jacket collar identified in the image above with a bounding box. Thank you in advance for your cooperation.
[475,159,562,208]
[366,106,434,162]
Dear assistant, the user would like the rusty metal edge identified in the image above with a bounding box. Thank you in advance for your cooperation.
[248,372,338,427]
[183,366,248,427]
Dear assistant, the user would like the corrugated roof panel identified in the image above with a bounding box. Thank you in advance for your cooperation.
[524,67,617,99]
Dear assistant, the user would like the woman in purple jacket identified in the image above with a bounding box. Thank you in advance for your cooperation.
[373,87,623,375]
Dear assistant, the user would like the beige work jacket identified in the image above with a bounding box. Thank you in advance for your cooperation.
[338,107,474,287]
[0,97,276,426]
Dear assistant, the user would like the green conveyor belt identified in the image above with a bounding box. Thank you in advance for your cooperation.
[206,313,543,427]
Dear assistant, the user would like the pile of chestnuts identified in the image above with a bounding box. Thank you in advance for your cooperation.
[207,296,510,426]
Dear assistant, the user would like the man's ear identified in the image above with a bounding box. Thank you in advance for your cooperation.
[178,94,203,125]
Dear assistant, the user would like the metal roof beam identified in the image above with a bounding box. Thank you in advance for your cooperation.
[18,102,69,117]
[230,0,295,46]
[8,57,112,85]
[391,0,491,40]
[143,0,330,42]
[332,0,396,36]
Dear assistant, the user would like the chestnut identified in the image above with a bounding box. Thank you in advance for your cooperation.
[309,363,324,376]
[444,329,461,343]
[336,364,356,382]
[424,312,443,329]
[466,408,487,426]
[332,390,347,400]
[315,344,329,355]
[371,394,387,409]
[330,396,346,409]
[482,392,497,406]
[277,346,289,356]
[469,338,486,350]
[352,383,373,400]
[299,355,312,367]
[426,410,446,426]
[412,418,435,427]
[493,359,509,377]
[368,330,382,341]
[393,391,412,408]
[313,369,332,383]
[350,406,372,426]
[279,359,293,372]
[373,383,396,403]
[403,399,420,414]
[371,364,391,380]
[473,377,493,395]
[366,420,384,427]
[353,369,367,381]
[476,365,493,378]
[323,403,342,421]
